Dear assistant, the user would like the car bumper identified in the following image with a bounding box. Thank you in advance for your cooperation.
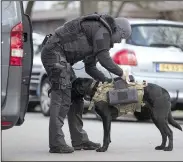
[134,75,183,103]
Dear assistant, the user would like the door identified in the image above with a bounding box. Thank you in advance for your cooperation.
[1,1,33,129]
[1,1,21,108]
[16,4,33,125]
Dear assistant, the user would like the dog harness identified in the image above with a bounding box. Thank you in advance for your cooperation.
[88,81,147,116]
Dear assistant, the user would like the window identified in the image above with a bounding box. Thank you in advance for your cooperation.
[32,33,45,56]
[33,44,42,56]
[127,24,183,50]
[2,1,21,26]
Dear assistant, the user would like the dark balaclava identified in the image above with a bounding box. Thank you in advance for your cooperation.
[112,17,132,43]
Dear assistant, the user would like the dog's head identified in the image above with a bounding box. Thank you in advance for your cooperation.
[72,78,99,101]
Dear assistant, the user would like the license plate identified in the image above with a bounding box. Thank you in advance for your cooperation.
[156,63,183,72]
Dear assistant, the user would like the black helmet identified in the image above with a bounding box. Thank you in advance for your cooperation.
[114,17,131,39]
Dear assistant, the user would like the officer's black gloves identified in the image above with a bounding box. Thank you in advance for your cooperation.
[102,75,135,84]
[104,78,113,83]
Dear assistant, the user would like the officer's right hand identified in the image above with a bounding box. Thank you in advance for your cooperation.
[121,69,130,83]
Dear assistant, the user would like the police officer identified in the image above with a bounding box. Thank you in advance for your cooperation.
[41,13,131,154]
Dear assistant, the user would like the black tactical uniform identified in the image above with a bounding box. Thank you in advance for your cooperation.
[41,14,131,153]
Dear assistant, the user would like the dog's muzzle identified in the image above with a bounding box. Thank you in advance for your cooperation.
[84,80,99,101]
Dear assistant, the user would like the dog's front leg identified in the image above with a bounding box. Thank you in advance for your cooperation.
[95,102,112,152]
[96,116,112,152]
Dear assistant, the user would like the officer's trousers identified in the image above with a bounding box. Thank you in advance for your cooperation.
[41,43,89,148]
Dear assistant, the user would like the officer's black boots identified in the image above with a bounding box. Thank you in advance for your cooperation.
[49,141,100,153]
[73,141,101,150]
[49,144,74,153]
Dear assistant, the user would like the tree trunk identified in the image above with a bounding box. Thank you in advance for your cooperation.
[25,1,35,18]
[159,11,173,20]
[114,1,126,18]
[109,1,113,16]
[80,0,98,16]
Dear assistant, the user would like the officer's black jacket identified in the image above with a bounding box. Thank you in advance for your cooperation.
[55,19,123,82]
[81,21,123,82]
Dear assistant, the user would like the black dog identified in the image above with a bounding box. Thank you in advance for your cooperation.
[71,77,182,152]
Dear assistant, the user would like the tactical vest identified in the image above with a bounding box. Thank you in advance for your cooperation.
[55,14,115,43]
[54,14,116,64]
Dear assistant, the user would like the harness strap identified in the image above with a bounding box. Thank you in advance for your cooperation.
[88,81,148,112]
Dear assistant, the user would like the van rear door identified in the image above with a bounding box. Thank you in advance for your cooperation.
[1,1,33,129]
[1,1,18,109]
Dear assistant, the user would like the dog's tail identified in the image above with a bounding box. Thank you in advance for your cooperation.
[168,111,182,131]
[171,90,179,110]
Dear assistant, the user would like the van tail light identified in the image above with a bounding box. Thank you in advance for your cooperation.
[112,49,137,66]
[1,121,12,127]
[10,22,23,66]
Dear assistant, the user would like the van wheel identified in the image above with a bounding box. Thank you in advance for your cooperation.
[40,78,51,116]
[134,107,151,121]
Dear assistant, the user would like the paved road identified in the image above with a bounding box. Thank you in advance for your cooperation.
[2,113,183,161]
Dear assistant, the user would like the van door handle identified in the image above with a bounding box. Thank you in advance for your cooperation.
[23,33,28,42]
[22,76,30,85]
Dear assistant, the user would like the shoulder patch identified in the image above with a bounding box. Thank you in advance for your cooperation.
[96,39,105,50]
[96,33,110,50]
[93,27,111,53]
[103,33,110,41]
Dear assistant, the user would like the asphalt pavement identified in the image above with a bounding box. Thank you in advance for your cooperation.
[2,112,183,161]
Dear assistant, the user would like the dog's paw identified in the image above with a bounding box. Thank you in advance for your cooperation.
[96,147,107,152]
[155,146,165,150]
[164,147,173,151]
